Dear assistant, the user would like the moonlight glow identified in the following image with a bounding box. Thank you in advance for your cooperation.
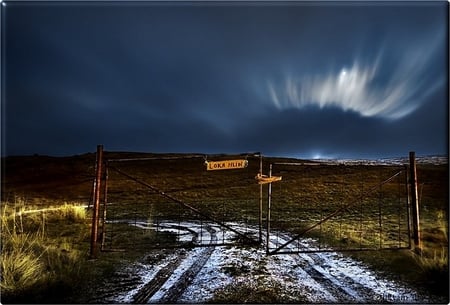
[268,29,445,120]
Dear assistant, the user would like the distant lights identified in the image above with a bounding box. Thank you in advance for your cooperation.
[310,151,337,160]
[312,153,322,160]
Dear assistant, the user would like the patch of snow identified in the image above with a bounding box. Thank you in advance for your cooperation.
[314,155,448,166]
[148,247,205,303]
[178,247,235,303]
[114,254,177,303]
[109,220,431,304]
[266,252,338,302]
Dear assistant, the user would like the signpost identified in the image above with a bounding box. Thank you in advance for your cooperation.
[255,173,282,184]
[205,159,248,171]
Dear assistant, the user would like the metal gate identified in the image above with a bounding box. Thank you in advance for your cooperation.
[96,152,263,252]
[265,162,412,255]
[89,146,418,258]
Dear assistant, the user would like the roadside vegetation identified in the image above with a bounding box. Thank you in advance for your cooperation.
[0,197,169,304]
[0,198,90,303]
[348,205,448,299]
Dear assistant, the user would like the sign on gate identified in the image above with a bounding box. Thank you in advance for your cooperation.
[206,159,248,171]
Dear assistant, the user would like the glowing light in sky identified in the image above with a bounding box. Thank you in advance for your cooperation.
[267,32,445,120]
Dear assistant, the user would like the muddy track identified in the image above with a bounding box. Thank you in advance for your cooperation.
[108,222,432,304]
[132,253,187,303]
[302,252,381,301]
[299,257,372,302]
[132,223,217,303]
[158,225,218,303]
[264,232,416,303]
[273,233,377,302]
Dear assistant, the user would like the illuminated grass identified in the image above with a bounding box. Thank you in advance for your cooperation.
[0,199,89,302]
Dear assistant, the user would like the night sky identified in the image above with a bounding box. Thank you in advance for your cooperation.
[2,1,448,159]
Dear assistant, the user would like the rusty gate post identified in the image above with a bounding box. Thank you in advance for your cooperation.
[259,153,263,244]
[90,145,103,259]
[409,151,422,254]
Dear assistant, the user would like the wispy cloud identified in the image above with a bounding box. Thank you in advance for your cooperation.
[267,33,445,120]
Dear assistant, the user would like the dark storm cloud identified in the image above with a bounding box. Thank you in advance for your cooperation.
[2,2,448,158]
[234,100,448,159]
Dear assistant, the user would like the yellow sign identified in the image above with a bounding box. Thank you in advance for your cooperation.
[206,159,248,171]
[255,173,282,184]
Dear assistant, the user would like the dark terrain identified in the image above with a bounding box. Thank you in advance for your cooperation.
[1,151,448,303]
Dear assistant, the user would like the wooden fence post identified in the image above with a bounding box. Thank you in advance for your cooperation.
[409,151,422,254]
[90,145,103,259]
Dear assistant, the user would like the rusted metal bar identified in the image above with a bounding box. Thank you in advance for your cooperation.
[108,166,257,244]
[107,152,260,163]
[90,145,103,259]
[271,162,322,166]
[107,155,205,163]
[269,246,411,255]
[259,153,263,243]
[409,151,422,254]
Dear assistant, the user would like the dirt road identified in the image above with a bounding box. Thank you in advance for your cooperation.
[94,221,430,303]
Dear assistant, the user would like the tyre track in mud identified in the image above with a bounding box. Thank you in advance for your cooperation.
[120,223,423,304]
[132,253,187,303]
[157,225,217,303]
[303,252,382,302]
[270,233,412,303]
[300,260,369,302]
[132,223,217,303]
[268,235,360,302]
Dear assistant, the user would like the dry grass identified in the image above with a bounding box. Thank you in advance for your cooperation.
[0,232,45,294]
[0,198,88,302]
[414,208,449,296]
[210,277,308,303]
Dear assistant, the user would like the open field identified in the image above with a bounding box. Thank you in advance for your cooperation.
[1,152,448,303]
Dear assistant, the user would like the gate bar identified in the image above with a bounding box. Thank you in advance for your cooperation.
[108,166,257,244]
[272,246,411,255]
